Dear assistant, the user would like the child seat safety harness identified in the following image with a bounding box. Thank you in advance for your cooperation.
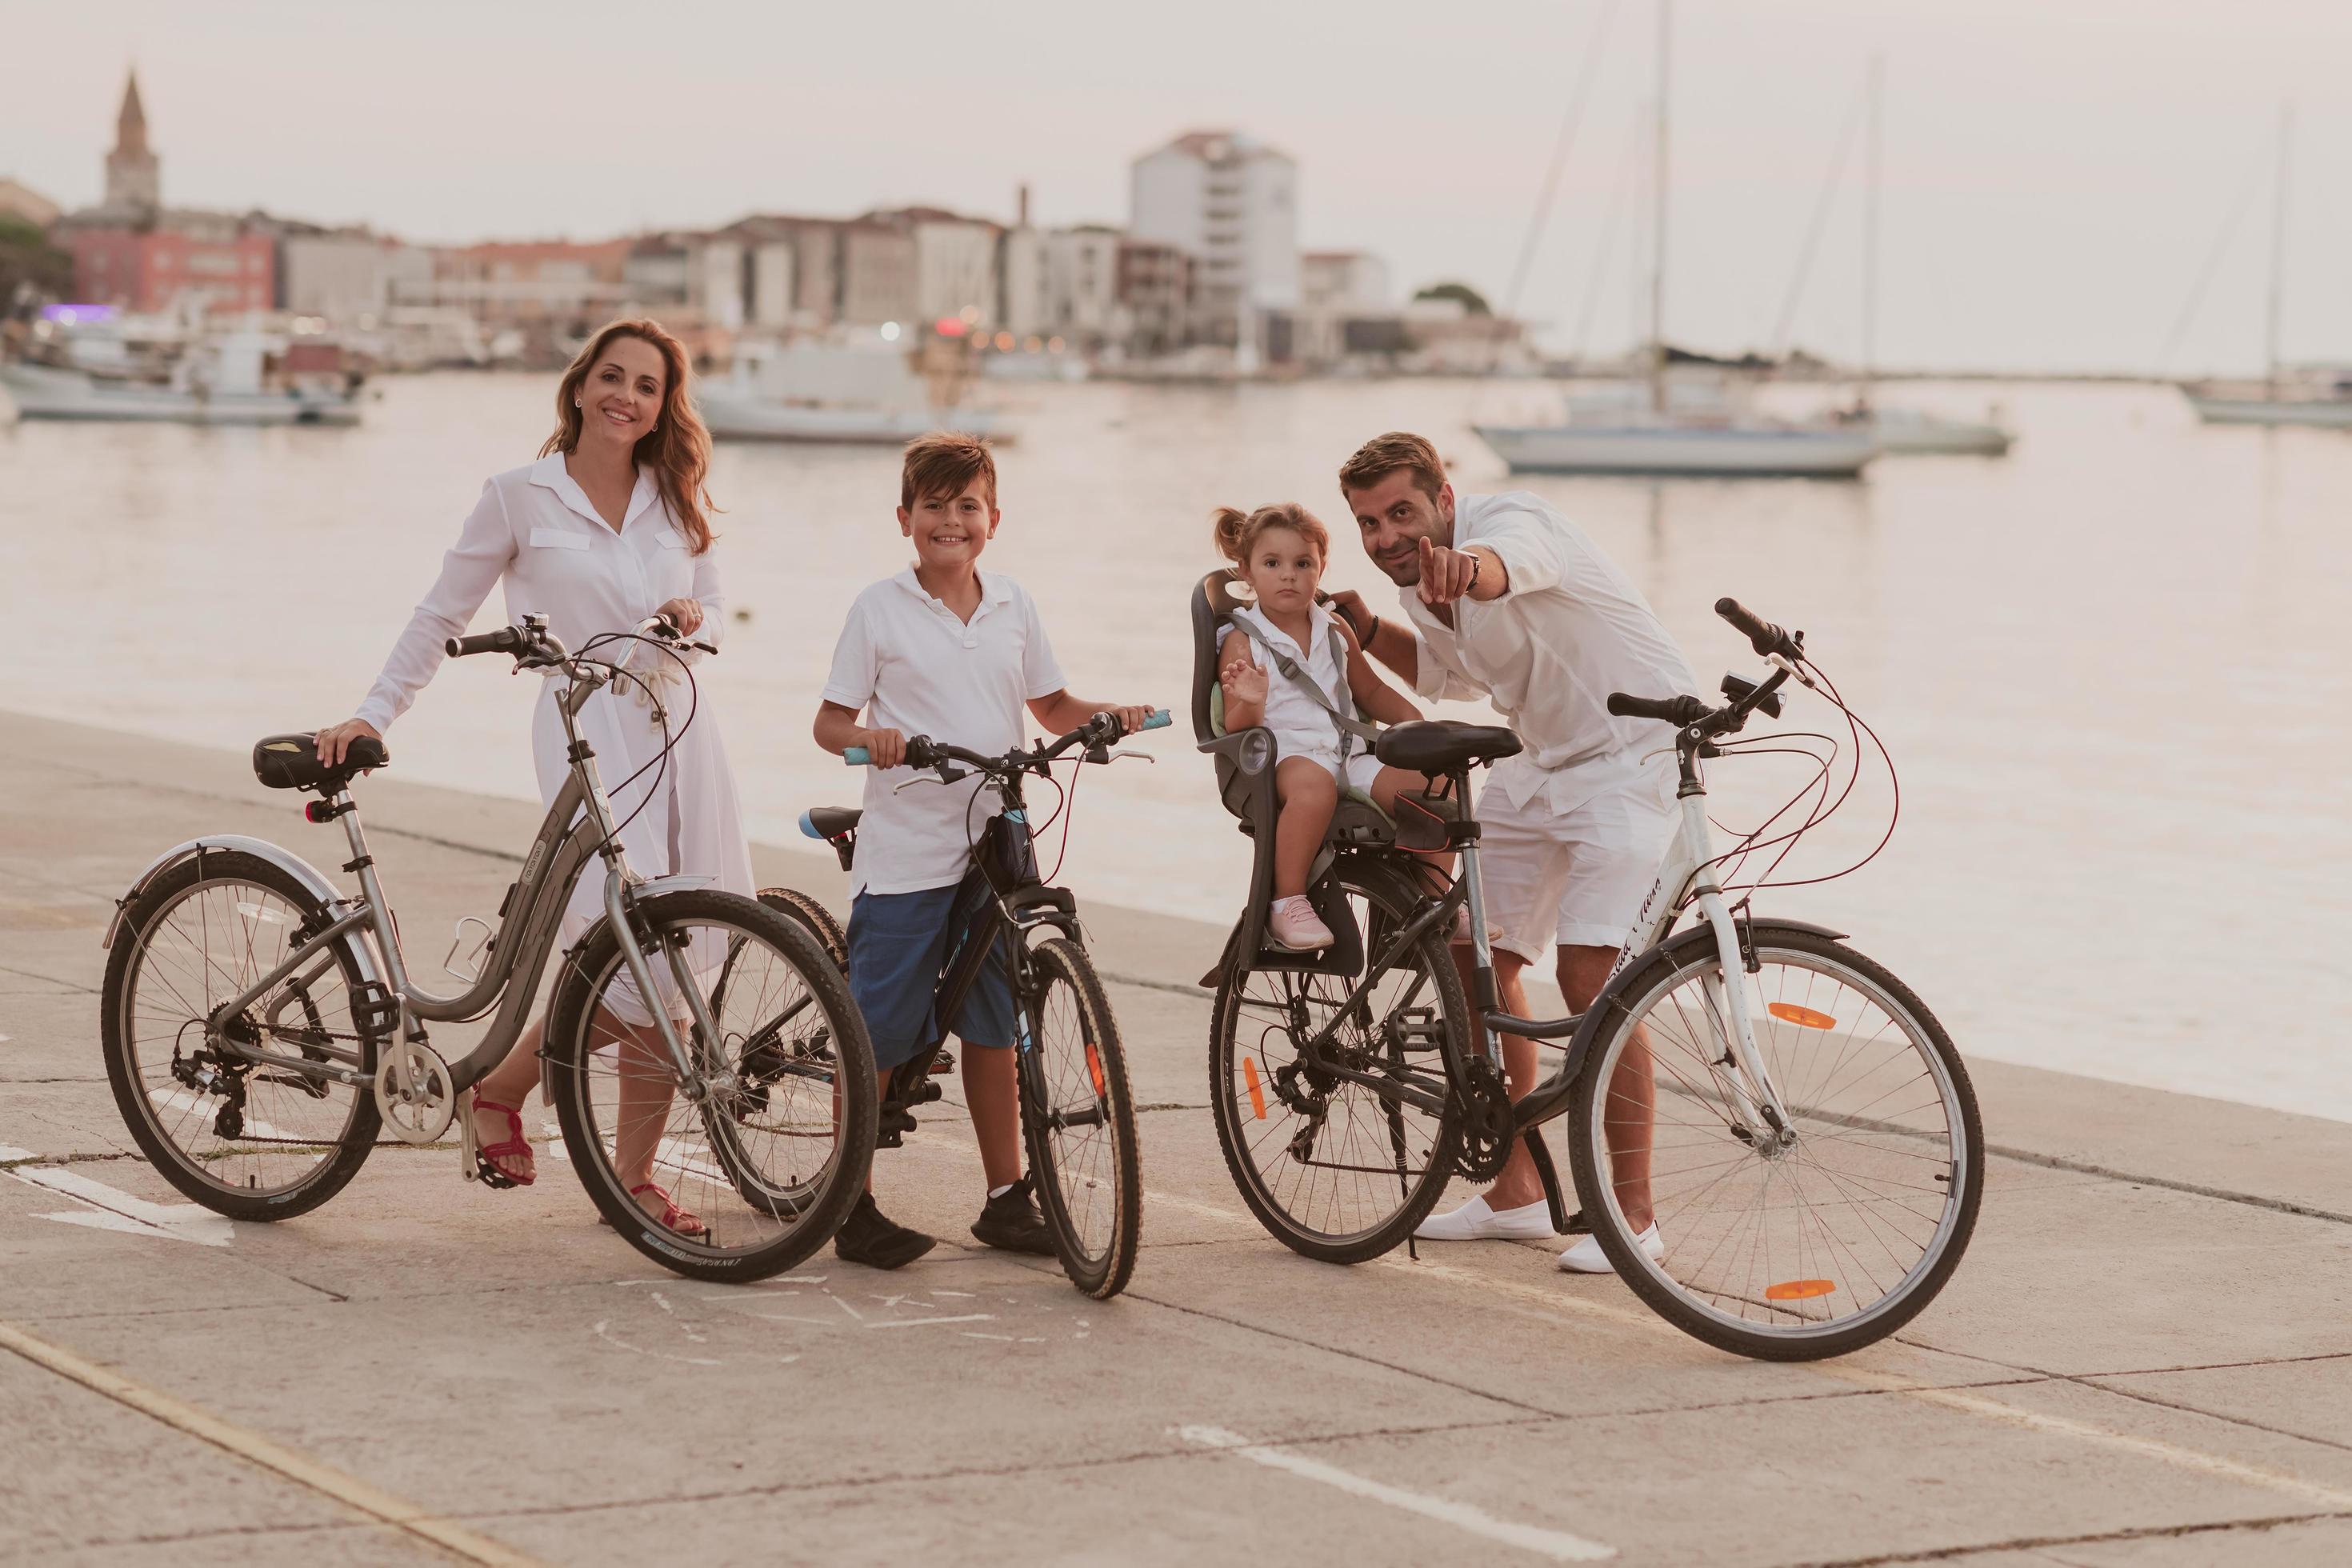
[1225,610,1383,767]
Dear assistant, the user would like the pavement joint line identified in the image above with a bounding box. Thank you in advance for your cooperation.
[1791,1507,2352,1566]
[1815,1363,2352,1510]
[0,1316,547,1566]
[0,960,100,994]
[1177,1423,1617,1562]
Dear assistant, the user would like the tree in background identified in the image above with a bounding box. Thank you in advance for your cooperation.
[1412,281,1492,316]
[0,215,74,317]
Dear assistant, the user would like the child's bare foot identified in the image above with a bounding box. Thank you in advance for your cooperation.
[1268,894,1334,950]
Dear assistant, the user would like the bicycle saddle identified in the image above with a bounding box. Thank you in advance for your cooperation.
[252,732,388,794]
[1373,721,1523,774]
[802,806,862,839]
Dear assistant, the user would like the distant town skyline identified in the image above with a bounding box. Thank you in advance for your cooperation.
[8,0,2350,374]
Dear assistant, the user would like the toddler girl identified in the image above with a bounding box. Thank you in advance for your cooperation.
[1214,502,1444,950]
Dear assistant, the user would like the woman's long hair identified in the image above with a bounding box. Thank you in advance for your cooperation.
[541,318,718,552]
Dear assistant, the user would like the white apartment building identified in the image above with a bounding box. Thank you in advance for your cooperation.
[279,233,432,324]
[905,212,1000,326]
[1129,130,1298,346]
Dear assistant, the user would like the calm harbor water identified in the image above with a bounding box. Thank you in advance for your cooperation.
[5,374,2346,1121]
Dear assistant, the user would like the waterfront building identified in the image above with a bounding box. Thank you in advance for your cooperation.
[1129,130,1299,350]
[279,230,430,323]
[58,71,275,314]
[1115,238,1194,357]
[838,221,918,327]
[0,178,62,232]
[1041,226,1122,350]
[394,239,631,361]
[1296,250,1394,366]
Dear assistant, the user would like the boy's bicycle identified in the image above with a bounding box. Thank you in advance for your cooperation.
[98,614,878,1282]
[794,710,1170,1300]
[1197,595,1982,1361]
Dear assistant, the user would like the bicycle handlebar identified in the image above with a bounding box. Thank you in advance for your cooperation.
[1715,597,1802,660]
[1606,692,1711,726]
[844,709,1170,769]
[446,626,524,658]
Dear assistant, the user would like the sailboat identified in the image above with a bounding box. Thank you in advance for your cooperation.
[2182,107,2352,428]
[1475,0,1878,478]
[1838,58,2013,456]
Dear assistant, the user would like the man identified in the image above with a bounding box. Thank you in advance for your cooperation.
[1326,431,1698,1273]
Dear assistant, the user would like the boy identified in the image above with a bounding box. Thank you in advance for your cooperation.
[813,432,1156,1269]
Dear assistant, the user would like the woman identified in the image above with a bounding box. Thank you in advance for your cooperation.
[315,318,754,1234]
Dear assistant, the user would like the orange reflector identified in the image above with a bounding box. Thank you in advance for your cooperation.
[1767,1002,1838,1030]
[1086,1042,1106,1098]
[1242,1057,1267,1121]
[1765,1278,1838,1301]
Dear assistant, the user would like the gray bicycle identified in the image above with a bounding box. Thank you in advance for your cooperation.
[98,613,878,1282]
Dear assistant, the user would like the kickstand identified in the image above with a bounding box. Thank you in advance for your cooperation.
[1406,1234,1419,1261]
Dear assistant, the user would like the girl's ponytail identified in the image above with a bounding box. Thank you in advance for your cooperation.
[1210,506,1253,570]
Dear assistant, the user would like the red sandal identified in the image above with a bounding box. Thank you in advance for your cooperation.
[626,1182,706,1238]
[464,1092,536,1189]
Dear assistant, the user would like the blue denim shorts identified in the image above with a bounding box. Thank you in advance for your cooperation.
[847,873,1017,1074]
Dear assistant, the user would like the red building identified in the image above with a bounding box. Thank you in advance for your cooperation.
[68,224,275,314]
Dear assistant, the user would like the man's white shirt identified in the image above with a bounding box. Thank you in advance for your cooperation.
[1398,490,1698,814]
[822,569,1066,898]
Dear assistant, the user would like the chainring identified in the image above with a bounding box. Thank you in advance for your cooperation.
[374,1038,456,1145]
[1452,1055,1516,1182]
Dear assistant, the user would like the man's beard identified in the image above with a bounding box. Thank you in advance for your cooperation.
[1374,544,1422,586]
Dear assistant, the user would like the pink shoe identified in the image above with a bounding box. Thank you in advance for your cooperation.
[1268,894,1334,951]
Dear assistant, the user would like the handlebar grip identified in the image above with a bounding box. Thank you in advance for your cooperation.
[1140,710,1172,731]
[1715,597,1796,659]
[446,627,522,658]
[1608,692,1711,726]
[842,747,871,766]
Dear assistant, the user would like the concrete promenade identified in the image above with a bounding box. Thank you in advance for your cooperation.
[5,706,2352,1566]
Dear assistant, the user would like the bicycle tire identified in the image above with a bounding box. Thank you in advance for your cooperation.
[1020,938,1142,1298]
[1208,859,1466,1264]
[1566,928,1983,1361]
[546,889,877,1282]
[757,886,848,970]
[101,850,382,1221]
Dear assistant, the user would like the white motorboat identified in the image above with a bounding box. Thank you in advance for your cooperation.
[698,337,1014,446]
[1477,418,1877,477]
[2183,374,2352,428]
[2,325,362,426]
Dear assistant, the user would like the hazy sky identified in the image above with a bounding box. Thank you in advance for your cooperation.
[9,0,2350,374]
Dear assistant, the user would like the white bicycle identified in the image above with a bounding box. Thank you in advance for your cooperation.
[1206,597,1983,1360]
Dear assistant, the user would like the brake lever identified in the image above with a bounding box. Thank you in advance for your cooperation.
[1767,653,1817,690]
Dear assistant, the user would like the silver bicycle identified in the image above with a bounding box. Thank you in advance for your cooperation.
[98,613,878,1281]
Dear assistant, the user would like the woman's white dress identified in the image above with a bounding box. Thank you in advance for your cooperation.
[355,454,756,974]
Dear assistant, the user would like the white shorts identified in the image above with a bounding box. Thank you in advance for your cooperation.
[1474,773,1677,962]
[1278,742,1385,798]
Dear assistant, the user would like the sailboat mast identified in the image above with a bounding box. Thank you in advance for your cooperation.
[1861,53,1882,404]
[1649,0,1671,414]
[2265,102,2292,395]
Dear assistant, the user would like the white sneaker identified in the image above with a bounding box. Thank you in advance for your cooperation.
[1558,1223,1662,1274]
[1267,894,1334,951]
[1414,1194,1560,1242]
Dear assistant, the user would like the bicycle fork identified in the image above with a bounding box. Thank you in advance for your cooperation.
[1690,885,1794,1146]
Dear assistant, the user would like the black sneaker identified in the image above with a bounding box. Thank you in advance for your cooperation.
[970,1178,1057,1256]
[834,1192,935,1270]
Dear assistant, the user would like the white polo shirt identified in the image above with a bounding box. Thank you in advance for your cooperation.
[1399,490,1698,816]
[822,569,1067,897]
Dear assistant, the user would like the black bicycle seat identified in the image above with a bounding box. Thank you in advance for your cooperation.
[252,732,388,794]
[1374,721,1522,774]
[804,806,862,838]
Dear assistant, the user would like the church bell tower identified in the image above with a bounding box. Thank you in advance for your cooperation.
[104,70,162,217]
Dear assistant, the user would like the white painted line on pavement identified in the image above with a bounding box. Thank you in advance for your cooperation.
[863,1314,996,1330]
[1178,1425,1615,1562]
[1821,1366,2352,1511]
[5,1163,236,1246]
[0,1318,544,1566]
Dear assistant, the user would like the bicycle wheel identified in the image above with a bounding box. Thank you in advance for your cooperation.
[100,850,381,1220]
[1566,927,1983,1361]
[546,889,877,1282]
[1020,937,1142,1298]
[757,886,847,970]
[1209,860,1466,1263]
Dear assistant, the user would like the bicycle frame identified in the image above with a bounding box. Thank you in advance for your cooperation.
[192,657,710,1100]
